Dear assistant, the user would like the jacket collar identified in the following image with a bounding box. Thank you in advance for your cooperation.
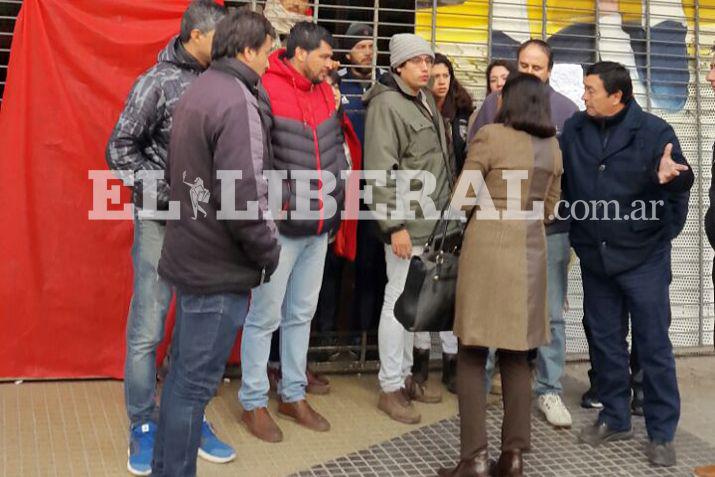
[391,73,420,98]
[158,36,205,73]
[574,98,642,130]
[574,99,643,159]
[210,57,261,94]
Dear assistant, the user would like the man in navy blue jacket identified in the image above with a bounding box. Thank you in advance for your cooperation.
[561,61,694,467]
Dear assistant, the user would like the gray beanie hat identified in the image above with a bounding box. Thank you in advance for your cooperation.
[389,33,434,69]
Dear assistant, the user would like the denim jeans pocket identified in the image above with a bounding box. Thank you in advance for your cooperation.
[180,293,224,314]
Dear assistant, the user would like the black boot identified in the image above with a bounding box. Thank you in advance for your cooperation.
[442,352,457,394]
[412,348,430,384]
[631,369,644,416]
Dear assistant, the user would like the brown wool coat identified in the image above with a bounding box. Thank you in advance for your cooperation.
[454,124,563,351]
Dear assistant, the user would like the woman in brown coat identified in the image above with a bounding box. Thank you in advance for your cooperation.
[439,74,563,477]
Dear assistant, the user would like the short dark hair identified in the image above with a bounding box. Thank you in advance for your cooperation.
[179,0,227,43]
[517,39,554,71]
[286,22,334,59]
[585,61,633,103]
[211,9,276,61]
[486,59,517,94]
[495,73,556,138]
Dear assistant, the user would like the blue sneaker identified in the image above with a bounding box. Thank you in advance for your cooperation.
[198,418,236,464]
[127,422,156,476]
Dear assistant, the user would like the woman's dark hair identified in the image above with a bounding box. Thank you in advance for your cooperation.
[286,22,334,59]
[179,0,227,43]
[485,59,517,94]
[211,9,276,61]
[585,61,633,104]
[433,53,475,120]
[495,73,556,138]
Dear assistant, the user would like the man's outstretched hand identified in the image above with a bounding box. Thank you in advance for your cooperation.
[658,143,689,184]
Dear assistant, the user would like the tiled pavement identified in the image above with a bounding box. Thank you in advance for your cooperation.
[1,357,714,476]
[292,391,715,477]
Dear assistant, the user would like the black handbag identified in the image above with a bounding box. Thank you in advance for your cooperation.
[394,207,464,332]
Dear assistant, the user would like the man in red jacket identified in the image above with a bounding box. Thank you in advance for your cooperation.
[239,21,347,443]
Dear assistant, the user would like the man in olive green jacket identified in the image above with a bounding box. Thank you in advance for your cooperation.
[363,33,456,425]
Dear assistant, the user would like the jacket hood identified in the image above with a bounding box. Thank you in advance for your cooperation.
[362,72,420,105]
[266,49,314,92]
[157,36,205,73]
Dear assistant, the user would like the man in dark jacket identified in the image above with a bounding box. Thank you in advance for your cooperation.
[238,21,347,443]
[561,61,694,467]
[705,51,715,348]
[104,1,231,475]
[468,39,579,429]
[334,23,389,337]
[152,11,278,477]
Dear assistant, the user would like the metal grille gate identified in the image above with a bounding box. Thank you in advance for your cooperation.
[1,0,712,356]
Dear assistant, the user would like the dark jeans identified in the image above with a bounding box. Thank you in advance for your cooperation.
[152,291,249,477]
[350,220,386,332]
[586,314,649,398]
[313,246,346,333]
[581,246,680,442]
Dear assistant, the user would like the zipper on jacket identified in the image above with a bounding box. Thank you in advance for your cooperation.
[312,127,325,235]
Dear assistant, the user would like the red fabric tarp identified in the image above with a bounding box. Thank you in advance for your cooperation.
[0,0,239,379]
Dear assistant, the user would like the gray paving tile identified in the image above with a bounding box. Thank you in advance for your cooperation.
[291,403,715,476]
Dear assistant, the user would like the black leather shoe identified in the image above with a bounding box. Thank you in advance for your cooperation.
[646,441,676,467]
[437,450,490,477]
[630,394,644,416]
[578,421,633,447]
[631,371,643,416]
[491,449,523,477]
[580,388,603,409]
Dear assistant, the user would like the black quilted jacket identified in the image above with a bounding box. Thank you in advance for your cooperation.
[106,36,204,212]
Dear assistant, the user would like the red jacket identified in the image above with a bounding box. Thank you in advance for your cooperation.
[333,112,362,261]
[262,49,347,237]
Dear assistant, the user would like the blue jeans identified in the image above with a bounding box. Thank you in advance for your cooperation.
[534,232,570,396]
[152,291,249,477]
[581,244,679,442]
[239,233,328,410]
[124,212,173,427]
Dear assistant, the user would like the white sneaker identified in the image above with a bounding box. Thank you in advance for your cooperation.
[538,393,572,428]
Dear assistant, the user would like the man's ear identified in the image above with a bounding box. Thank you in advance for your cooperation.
[612,90,624,105]
[295,46,308,63]
[189,29,202,42]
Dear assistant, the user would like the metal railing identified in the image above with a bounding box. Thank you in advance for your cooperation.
[2,0,712,369]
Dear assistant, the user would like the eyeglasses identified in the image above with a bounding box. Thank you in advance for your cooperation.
[407,55,434,67]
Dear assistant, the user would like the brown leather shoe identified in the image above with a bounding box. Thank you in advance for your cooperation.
[405,375,442,404]
[242,407,283,443]
[437,450,490,477]
[277,399,331,432]
[306,368,331,395]
[378,389,421,424]
[492,449,523,477]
